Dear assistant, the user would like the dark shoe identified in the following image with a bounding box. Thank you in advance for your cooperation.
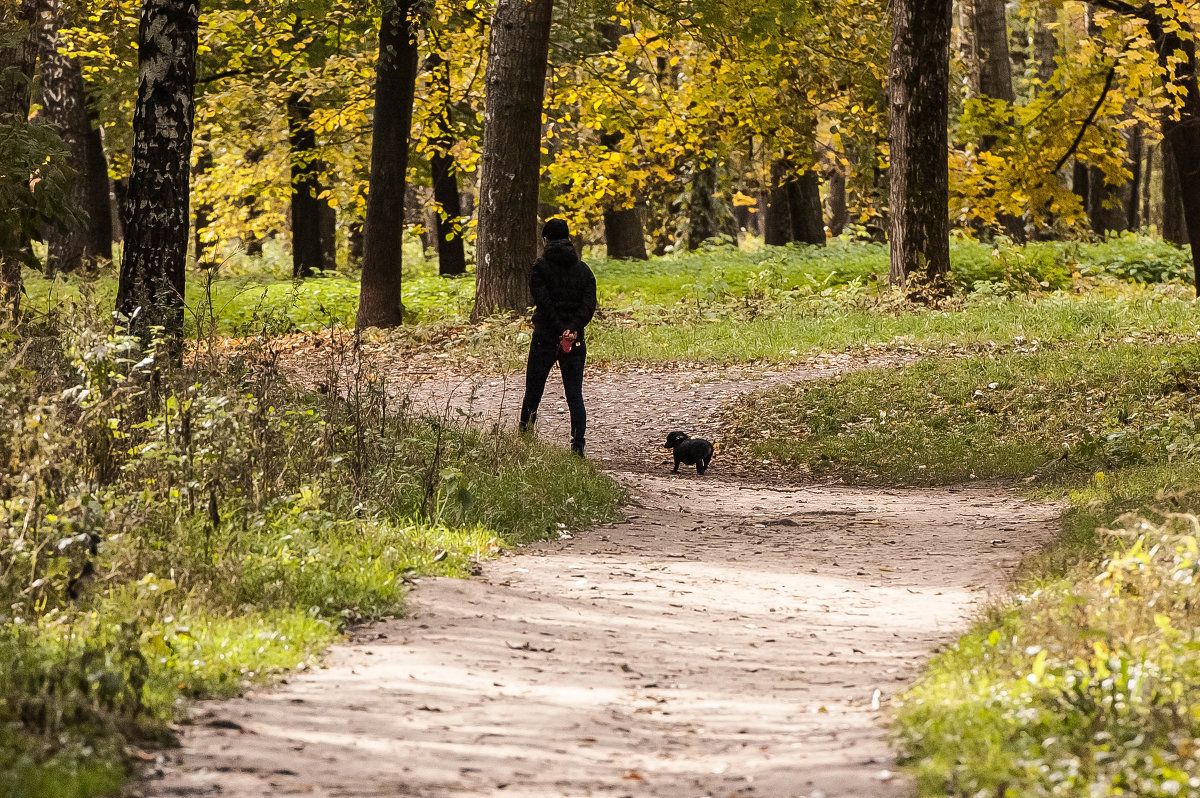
[571,439,585,458]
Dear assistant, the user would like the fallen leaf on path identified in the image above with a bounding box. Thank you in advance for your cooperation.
[622,770,646,781]
[505,641,555,653]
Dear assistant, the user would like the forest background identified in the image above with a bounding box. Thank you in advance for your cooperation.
[4,0,1200,796]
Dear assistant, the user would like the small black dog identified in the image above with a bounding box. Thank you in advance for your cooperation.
[664,431,715,475]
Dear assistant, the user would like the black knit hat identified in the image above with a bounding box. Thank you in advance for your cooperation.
[542,219,570,241]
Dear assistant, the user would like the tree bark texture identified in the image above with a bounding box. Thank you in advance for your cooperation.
[598,24,647,261]
[427,54,466,276]
[962,0,1015,102]
[37,0,100,274]
[83,108,113,257]
[763,159,792,246]
[287,94,336,278]
[787,169,825,246]
[357,0,420,329]
[472,0,553,318]
[1033,6,1058,84]
[0,0,40,320]
[888,0,952,288]
[1162,138,1188,245]
[192,147,212,266]
[0,0,38,115]
[687,164,719,250]
[1126,121,1143,230]
[115,0,198,342]
[603,207,648,259]
[1151,17,1200,288]
[827,165,848,237]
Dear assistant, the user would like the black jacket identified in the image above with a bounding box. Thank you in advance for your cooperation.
[529,239,597,342]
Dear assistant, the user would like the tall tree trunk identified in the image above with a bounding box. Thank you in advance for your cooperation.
[83,107,113,259]
[1150,18,1199,290]
[287,94,335,278]
[888,0,952,288]
[356,0,420,329]
[763,159,792,246]
[0,0,40,320]
[787,169,825,246]
[38,0,100,274]
[826,164,848,237]
[115,0,199,345]
[963,0,1021,239]
[687,163,719,250]
[427,53,466,276]
[472,0,553,318]
[1033,6,1058,85]
[599,22,647,261]
[1073,160,1089,208]
[1161,138,1190,246]
[962,0,1015,102]
[1126,121,1143,230]
[1162,138,1188,245]
[431,147,466,275]
[193,147,212,266]
[1087,165,1127,236]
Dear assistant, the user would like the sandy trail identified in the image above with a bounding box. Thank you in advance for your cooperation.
[145,355,1056,798]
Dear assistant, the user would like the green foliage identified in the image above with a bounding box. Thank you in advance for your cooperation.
[898,503,1200,797]
[0,115,79,267]
[0,315,620,794]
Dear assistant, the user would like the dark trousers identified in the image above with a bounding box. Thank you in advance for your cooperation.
[519,336,586,448]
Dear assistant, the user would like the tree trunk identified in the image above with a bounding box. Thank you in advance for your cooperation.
[83,107,113,259]
[827,164,848,237]
[472,0,553,319]
[963,0,1021,239]
[0,0,40,320]
[38,0,103,274]
[787,169,825,246]
[598,24,647,261]
[1150,18,1199,290]
[1126,121,1143,230]
[1162,138,1188,245]
[888,0,952,288]
[288,94,335,278]
[963,0,1015,102]
[1087,164,1127,236]
[115,0,199,345]
[193,147,212,266]
[356,0,420,329]
[0,0,38,114]
[431,148,466,274]
[1073,160,1089,207]
[602,129,649,259]
[427,53,466,276]
[604,207,648,259]
[1033,6,1057,85]
[687,163,719,250]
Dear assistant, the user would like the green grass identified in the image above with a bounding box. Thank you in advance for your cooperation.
[724,340,1200,485]
[22,235,1193,352]
[0,322,621,797]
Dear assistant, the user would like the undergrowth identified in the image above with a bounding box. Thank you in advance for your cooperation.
[0,313,620,797]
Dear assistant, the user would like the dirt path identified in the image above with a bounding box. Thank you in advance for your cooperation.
[145,355,1056,798]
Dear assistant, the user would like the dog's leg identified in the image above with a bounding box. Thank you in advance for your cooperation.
[672,457,681,473]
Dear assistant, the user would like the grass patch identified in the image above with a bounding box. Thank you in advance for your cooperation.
[0,319,620,796]
[726,341,1200,484]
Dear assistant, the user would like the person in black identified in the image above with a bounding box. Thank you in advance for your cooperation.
[519,219,597,456]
